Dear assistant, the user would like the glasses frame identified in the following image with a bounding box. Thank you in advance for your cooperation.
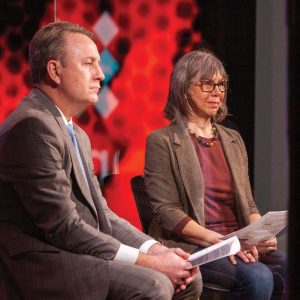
[192,80,228,93]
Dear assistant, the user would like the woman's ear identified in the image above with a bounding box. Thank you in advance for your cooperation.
[46,60,61,84]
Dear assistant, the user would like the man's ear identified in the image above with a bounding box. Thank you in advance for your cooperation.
[47,60,62,84]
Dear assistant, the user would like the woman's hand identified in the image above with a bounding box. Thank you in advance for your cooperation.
[228,242,259,265]
[256,236,277,256]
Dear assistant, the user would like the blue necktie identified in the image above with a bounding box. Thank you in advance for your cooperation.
[67,123,88,183]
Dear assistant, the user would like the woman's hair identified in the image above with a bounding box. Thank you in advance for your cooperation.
[164,49,229,123]
[29,21,95,85]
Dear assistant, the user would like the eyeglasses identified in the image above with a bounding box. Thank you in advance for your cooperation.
[192,80,228,93]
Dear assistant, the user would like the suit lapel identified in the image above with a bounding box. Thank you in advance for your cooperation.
[75,128,113,232]
[59,121,98,216]
[171,120,205,223]
[217,125,243,189]
[217,125,249,220]
[30,89,98,216]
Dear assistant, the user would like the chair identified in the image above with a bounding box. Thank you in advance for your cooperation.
[130,175,153,234]
[130,175,230,300]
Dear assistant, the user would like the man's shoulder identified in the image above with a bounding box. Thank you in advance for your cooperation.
[1,103,54,135]
[2,90,53,124]
[0,92,63,148]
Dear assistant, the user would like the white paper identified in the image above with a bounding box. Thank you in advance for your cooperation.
[187,236,240,268]
[221,210,288,245]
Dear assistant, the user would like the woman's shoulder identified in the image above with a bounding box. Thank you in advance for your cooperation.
[147,124,173,139]
[216,123,247,153]
[216,123,243,139]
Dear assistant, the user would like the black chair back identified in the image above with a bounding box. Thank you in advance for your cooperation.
[130,175,153,234]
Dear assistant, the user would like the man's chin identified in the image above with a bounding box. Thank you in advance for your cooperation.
[85,96,99,106]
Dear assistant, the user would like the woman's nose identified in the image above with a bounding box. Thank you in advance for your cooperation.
[211,84,222,95]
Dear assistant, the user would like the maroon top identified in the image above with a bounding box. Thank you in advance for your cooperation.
[189,134,239,235]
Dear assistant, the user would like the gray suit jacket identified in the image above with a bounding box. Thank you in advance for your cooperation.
[144,118,259,253]
[0,88,150,299]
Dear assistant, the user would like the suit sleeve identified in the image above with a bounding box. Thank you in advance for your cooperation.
[0,116,132,259]
[90,174,152,248]
[144,131,190,232]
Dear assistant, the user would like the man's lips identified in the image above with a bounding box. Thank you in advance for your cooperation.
[90,87,100,93]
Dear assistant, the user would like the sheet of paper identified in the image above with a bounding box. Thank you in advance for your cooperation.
[187,236,240,268]
[221,210,288,245]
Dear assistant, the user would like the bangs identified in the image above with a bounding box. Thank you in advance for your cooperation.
[197,55,228,81]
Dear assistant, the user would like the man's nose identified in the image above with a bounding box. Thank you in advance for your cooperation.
[95,63,105,82]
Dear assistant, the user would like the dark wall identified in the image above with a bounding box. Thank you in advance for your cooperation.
[196,0,256,184]
[288,0,300,298]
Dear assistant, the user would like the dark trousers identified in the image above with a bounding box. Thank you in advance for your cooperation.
[199,249,286,300]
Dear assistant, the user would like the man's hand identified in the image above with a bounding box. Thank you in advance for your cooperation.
[147,242,170,255]
[136,246,199,293]
[167,247,199,293]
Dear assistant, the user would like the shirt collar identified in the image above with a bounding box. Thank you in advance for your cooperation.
[55,105,73,127]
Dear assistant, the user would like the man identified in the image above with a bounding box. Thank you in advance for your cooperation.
[0,21,202,300]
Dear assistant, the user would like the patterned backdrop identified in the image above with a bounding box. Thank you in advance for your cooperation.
[0,0,202,229]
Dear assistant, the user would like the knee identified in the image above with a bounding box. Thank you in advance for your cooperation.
[144,271,174,300]
[173,272,203,300]
[242,264,274,298]
[188,272,203,298]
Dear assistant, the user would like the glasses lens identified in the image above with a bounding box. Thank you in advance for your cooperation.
[198,80,228,92]
[201,82,214,92]
[218,81,227,92]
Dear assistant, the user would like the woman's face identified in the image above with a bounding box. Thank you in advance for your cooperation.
[187,73,226,120]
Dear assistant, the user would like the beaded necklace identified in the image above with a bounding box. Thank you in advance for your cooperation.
[187,122,219,147]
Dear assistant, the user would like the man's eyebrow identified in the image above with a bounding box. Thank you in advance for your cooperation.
[87,57,97,60]
[84,56,101,62]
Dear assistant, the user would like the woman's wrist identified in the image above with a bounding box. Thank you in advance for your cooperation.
[204,230,223,245]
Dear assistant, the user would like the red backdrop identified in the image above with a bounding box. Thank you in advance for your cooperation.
[0,0,201,230]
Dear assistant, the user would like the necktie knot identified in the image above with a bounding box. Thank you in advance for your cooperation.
[67,123,76,146]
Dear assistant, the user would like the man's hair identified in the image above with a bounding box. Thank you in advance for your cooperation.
[29,21,95,85]
[164,49,229,123]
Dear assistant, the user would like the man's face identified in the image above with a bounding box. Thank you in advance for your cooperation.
[58,32,104,109]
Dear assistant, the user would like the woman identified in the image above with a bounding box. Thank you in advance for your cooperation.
[144,50,286,299]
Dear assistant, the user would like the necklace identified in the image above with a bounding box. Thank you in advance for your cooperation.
[187,122,219,147]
